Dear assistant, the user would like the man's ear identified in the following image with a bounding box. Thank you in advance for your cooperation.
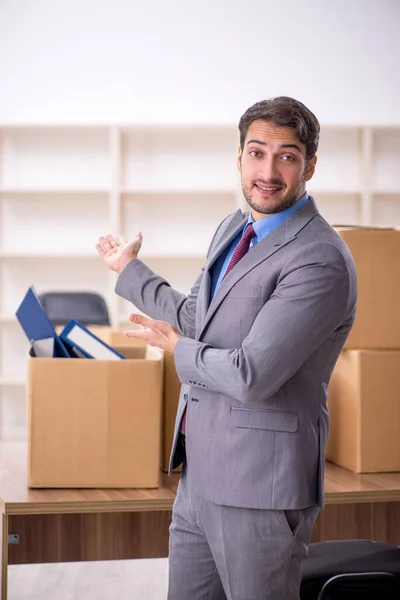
[304,155,317,182]
[237,145,242,173]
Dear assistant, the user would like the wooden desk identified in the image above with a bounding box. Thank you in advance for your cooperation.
[1,441,400,599]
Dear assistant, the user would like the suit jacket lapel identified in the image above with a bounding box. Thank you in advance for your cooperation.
[196,210,248,329]
[197,197,320,340]
[207,210,248,271]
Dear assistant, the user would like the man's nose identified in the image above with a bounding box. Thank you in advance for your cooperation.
[259,158,280,182]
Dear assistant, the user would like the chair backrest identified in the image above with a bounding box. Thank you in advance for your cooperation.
[39,292,110,326]
[301,540,400,600]
[318,572,400,600]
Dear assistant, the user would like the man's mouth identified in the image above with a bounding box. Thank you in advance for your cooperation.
[254,183,284,195]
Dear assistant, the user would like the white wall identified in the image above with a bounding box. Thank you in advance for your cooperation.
[0,0,399,125]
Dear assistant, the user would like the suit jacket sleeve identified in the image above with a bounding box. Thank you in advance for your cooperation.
[174,241,353,402]
[114,215,232,338]
[115,259,203,338]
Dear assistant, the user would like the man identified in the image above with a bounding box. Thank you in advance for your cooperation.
[96,96,357,600]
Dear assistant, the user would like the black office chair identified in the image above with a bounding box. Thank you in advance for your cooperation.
[300,540,400,600]
[39,292,110,326]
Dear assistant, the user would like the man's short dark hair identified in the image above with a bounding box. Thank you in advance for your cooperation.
[238,96,320,160]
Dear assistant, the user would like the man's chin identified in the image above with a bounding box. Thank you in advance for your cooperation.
[246,192,300,216]
[247,198,287,216]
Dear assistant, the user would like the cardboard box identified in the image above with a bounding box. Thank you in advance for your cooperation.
[326,349,400,472]
[28,344,163,488]
[334,227,400,349]
[106,330,181,472]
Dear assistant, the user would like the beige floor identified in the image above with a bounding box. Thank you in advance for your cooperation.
[8,558,169,600]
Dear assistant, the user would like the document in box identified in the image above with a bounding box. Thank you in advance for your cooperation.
[60,319,125,360]
[32,338,56,358]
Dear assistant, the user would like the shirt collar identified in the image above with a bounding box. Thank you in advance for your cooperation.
[246,192,309,241]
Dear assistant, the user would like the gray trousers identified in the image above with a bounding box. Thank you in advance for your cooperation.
[168,465,318,600]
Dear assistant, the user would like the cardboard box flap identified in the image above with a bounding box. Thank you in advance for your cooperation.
[116,345,146,360]
[114,345,163,361]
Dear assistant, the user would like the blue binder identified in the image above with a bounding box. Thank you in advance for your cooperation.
[16,286,70,358]
[60,319,125,360]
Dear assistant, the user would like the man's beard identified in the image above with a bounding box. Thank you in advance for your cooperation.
[241,176,306,215]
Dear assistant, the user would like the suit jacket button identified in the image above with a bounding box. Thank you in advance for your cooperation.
[183,393,188,400]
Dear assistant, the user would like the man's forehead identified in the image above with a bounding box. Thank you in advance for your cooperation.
[245,120,304,148]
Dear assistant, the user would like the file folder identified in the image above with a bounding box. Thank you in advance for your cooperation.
[60,319,125,360]
[16,286,70,358]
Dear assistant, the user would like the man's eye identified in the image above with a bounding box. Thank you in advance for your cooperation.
[282,155,295,161]
[249,150,261,158]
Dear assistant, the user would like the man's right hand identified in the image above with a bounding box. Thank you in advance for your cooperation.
[95,233,143,274]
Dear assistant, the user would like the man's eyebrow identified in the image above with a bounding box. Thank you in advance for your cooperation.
[280,143,302,153]
[245,140,302,153]
[246,139,266,146]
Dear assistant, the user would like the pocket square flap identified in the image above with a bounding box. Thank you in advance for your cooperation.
[231,407,298,432]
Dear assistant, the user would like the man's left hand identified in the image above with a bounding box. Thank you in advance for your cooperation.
[124,314,182,353]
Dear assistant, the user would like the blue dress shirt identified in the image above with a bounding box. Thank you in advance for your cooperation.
[210,193,309,300]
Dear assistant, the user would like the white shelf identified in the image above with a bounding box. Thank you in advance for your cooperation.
[0,127,110,189]
[0,314,18,323]
[310,128,362,193]
[0,191,109,256]
[308,189,361,196]
[0,378,25,387]
[0,260,109,317]
[312,192,362,226]
[0,253,99,259]
[0,188,110,194]
[120,127,237,192]
[372,194,400,227]
[120,187,236,195]
[371,129,400,192]
[372,190,400,195]
[139,253,206,260]
[0,252,208,260]
[122,191,235,257]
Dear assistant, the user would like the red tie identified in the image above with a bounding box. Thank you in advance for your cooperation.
[223,223,256,279]
[180,224,256,436]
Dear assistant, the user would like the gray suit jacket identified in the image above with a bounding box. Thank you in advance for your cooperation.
[115,198,357,510]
